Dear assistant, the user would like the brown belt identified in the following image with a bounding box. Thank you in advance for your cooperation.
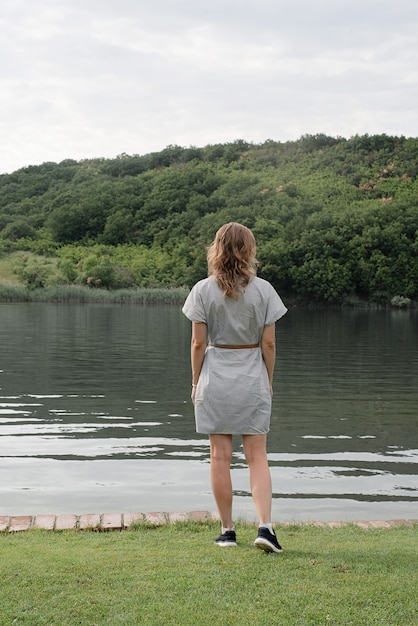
[209,343,260,349]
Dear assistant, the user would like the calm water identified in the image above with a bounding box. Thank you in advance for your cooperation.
[0,302,417,522]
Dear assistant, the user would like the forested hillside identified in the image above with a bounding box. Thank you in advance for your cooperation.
[0,134,417,305]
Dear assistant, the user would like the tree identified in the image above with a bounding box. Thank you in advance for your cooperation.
[1,220,37,241]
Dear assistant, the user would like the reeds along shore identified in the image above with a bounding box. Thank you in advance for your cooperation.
[0,284,189,304]
[1,283,416,309]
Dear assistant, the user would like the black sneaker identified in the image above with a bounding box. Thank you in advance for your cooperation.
[254,527,283,553]
[214,530,237,547]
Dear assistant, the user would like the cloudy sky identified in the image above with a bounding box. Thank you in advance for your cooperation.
[1,0,417,174]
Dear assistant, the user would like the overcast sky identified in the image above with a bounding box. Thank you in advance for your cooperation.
[1,0,417,174]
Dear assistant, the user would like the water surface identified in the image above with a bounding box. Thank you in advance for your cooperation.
[0,302,417,522]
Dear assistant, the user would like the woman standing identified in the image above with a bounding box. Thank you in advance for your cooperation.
[182,222,287,552]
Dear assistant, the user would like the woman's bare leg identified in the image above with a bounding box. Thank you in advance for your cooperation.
[242,434,272,524]
[209,434,234,529]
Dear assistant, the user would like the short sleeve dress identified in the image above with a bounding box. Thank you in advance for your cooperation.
[182,275,287,435]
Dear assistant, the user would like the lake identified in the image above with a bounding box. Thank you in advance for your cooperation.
[0,302,417,522]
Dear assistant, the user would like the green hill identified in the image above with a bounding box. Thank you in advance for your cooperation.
[0,134,417,305]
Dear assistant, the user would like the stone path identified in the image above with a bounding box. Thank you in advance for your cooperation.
[0,512,416,532]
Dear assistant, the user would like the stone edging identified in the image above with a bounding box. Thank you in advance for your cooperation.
[0,511,217,532]
[1,512,417,533]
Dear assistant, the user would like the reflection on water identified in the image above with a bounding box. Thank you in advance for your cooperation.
[0,303,417,521]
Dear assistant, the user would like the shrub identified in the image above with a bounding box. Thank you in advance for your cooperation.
[391,295,412,308]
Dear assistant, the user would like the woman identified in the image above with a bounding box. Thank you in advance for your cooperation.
[182,222,287,552]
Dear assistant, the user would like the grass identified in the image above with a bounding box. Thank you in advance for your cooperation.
[0,251,25,286]
[0,521,416,625]
[0,283,189,304]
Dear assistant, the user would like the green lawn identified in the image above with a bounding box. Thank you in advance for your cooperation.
[0,521,416,625]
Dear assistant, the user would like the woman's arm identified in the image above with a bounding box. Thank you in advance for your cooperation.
[191,322,207,402]
[261,323,276,394]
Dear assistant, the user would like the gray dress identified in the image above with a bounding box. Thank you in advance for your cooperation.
[182,276,287,435]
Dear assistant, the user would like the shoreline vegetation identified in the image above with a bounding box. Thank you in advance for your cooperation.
[0,283,416,308]
[0,283,189,304]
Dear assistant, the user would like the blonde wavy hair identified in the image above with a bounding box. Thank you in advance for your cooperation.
[207,222,257,299]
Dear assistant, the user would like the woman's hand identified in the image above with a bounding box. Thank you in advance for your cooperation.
[191,385,197,404]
